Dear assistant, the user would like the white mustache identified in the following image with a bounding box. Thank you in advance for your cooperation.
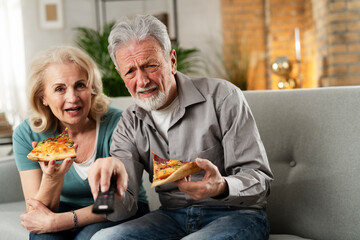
[136,85,157,94]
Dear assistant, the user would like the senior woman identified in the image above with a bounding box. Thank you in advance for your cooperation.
[13,46,149,240]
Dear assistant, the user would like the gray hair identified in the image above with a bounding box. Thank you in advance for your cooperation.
[108,14,172,70]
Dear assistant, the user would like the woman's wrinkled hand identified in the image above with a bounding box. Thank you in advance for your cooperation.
[32,142,74,182]
[38,158,73,181]
[32,141,74,182]
[20,198,56,234]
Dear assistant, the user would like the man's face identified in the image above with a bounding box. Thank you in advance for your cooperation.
[115,37,177,111]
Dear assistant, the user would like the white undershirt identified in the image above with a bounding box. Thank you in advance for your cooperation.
[73,119,99,180]
[151,97,179,142]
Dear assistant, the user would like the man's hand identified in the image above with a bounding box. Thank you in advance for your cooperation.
[88,157,128,200]
[20,199,55,234]
[174,158,229,200]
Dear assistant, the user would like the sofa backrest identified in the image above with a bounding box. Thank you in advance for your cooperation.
[244,86,360,240]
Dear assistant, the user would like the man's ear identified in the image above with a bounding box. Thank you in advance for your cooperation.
[115,66,121,76]
[170,49,177,75]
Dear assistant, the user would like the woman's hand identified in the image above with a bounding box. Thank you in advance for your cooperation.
[38,159,73,182]
[32,141,73,183]
[21,199,56,234]
[28,142,74,212]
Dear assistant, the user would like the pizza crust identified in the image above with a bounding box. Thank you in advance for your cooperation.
[26,128,76,162]
[151,161,202,188]
[27,150,76,161]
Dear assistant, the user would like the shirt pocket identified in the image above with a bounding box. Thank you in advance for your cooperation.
[189,143,224,180]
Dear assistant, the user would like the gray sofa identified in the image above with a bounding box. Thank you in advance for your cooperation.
[1,86,359,240]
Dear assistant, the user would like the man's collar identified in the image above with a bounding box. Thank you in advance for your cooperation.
[175,72,206,108]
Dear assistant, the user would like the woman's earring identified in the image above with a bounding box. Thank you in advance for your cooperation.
[43,102,47,106]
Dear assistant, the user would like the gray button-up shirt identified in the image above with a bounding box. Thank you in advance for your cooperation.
[108,72,273,221]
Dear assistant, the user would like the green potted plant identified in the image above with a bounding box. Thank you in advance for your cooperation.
[74,21,129,97]
[74,22,204,97]
[172,44,205,76]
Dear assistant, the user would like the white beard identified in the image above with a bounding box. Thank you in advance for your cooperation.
[134,87,169,111]
[134,72,174,111]
[133,67,174,111]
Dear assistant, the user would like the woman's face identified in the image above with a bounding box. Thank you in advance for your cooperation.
[42,62,92,128]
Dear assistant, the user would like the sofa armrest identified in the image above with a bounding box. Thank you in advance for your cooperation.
[0,156,24,203]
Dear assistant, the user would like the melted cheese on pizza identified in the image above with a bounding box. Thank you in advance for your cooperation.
[153,158,188,181]
[27,128,76,161]
[30,142,73,157]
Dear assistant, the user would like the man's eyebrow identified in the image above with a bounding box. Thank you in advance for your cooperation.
[139,58,156,65]
[123,63,135,73]
[124,58,156,71]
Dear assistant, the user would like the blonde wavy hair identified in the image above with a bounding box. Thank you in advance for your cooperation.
[28,46,110,133]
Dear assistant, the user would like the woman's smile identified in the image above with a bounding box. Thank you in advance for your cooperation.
[64,106,82,116]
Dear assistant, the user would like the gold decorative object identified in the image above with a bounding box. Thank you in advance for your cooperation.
[271,57,296,89]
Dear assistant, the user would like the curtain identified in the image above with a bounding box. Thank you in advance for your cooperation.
[0,0,27,129]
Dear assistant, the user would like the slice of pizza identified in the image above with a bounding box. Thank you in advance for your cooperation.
[151,153,202,188]
[27,128,77,161]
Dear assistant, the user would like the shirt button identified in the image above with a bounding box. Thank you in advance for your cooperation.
[289,161,297,167]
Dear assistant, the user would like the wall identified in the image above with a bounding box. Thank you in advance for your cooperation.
[18,0,360,92]
[20,0,222,78]
[21,0,95,74]
[177,0,223,77]
[316,0,360,87]
[221,0,360,90]
[222,0,309,90]
[221,0,268,90]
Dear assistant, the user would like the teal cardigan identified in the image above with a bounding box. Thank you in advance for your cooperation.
[13,106,147,207]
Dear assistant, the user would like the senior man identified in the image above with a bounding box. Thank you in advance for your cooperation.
[89,14,273,240]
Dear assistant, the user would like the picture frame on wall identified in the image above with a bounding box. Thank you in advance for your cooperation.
[38,0,64,29]
[94,0,178,43]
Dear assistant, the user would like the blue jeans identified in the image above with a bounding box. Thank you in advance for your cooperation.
[91,206,269,240]
[29,201,150,240]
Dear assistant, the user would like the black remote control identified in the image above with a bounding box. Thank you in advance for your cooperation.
[92,179,116,214]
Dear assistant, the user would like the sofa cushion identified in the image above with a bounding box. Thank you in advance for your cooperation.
[0,201,28,240]
[269,235,311,240]
[244,87,360,239]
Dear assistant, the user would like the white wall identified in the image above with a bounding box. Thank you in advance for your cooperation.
[21,0,222,78]
[177,0,223,77]
[21,0,96,73]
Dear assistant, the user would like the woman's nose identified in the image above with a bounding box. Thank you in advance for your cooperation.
[66,89,79,102]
